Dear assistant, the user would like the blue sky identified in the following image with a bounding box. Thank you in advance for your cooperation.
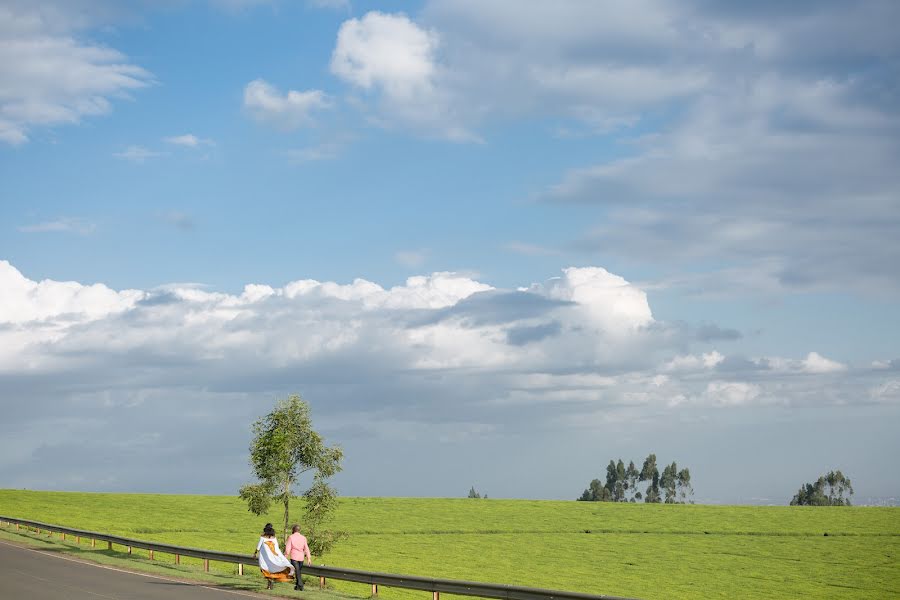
[1,0,899,503]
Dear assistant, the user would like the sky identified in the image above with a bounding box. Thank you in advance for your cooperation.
[1,0,899,505]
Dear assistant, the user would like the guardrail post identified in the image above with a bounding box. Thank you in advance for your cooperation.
[433,592,440,600]
[92,539,96,548]
[203,559,209,572]
[76,536,80,544]
[61,532,66,541]
[108,541,112,550]
[127,546,132,555]
[238,563,244,576]
[319,575,325,589]
[176,554,181,565]
[372,583,378,596]
[16,523,20,531]
[149,550,154,560]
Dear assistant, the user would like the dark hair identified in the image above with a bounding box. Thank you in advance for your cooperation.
[262,523,276,537]
[292,524,300,533]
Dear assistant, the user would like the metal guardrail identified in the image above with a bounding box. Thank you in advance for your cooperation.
[0,515,638,600]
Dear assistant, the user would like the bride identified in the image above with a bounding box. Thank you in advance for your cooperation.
[253,523,295,590]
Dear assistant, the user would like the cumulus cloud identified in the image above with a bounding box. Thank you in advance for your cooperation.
[331,12,437,95]
[330,11,475,141]
[0,260,142,326]
[526,267,653,335]
[1,259,895,496]
[0,2,152,144]
[243,79,331,130]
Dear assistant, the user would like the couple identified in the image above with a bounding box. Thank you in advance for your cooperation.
[254,523,312,591]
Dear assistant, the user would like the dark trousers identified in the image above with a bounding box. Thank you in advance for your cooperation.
[291,560,304,589]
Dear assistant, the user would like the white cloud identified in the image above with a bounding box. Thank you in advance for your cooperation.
[528,266,653,335]
[800,351,848,374]
[0,261,142,326]
[114,145,165,163]
[18,217,96,235]
[0,259,886,434]
[0,3,152,144]
[243,79,331,130]
[759,352,848,375]
[703,381,762,407]
[0,262,657,379]
[164,134,213,147]
[330,11,474,141]
[331,12,437,95]
[1,259,894,496]
[663,351,724,373]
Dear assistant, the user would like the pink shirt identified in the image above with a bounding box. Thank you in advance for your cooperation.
[285,532,312,562]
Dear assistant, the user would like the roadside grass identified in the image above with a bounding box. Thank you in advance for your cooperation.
[0,525,360,599]
[1,490,898,600]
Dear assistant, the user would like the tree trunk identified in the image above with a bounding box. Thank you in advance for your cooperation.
[283,477,290,544]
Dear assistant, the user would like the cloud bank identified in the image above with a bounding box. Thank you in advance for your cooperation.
[1,259,895,499]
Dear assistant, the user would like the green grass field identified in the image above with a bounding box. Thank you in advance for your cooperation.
[0,490,897,600]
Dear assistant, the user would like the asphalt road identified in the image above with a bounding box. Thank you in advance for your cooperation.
[0,540,264,599]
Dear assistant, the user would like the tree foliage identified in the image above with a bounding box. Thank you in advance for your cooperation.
[790,470,853,506]
[578,453,693,504]
[239,395,345,555]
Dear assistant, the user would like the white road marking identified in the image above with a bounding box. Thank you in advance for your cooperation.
[0,539,264,598]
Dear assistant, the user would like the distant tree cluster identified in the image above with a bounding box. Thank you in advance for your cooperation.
[467,486,487,499]
[578,454,693,504]
[790,470,853,506]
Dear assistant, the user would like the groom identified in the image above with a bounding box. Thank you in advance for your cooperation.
[285,524,312,591]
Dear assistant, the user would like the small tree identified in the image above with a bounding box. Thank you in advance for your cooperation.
[468,486,482,499]
[604,460,618,500]
[640,454,660,503]
[239,395,344,554]
[676,468,693,503]
[625,461,640,502]
[661,462,678,504]
[615,459,627,501]
[790,470,853,506]
[578,478,611,501]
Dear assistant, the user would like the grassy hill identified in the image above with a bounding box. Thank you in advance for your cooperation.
[1,490,897,600]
